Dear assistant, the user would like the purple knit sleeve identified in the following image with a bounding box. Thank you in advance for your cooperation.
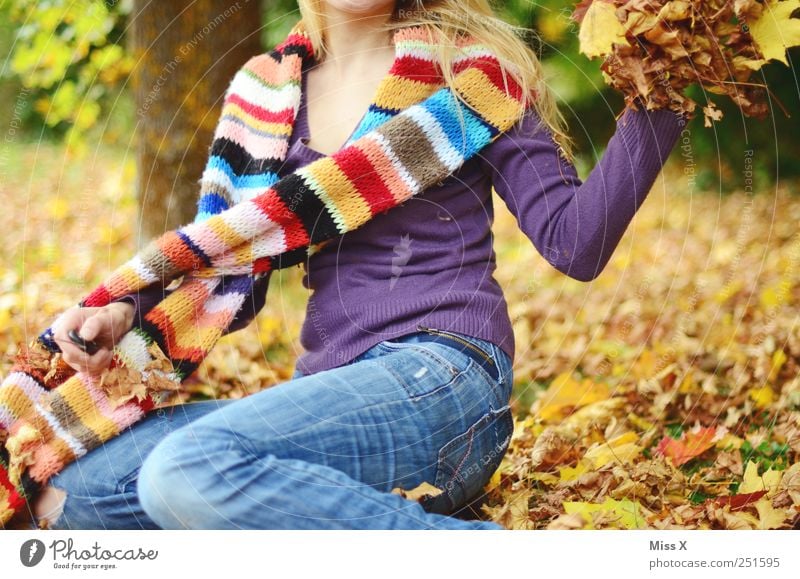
[110,271,271,335]
[226,272,271,334]
[110,286,170,326]
[481,105,685,281]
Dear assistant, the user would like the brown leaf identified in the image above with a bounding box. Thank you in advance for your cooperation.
[530,427,578,470]
[571,0,783,122]
[391,481,443,502]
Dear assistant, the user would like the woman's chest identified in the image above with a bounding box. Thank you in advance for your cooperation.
[302,55,394,156]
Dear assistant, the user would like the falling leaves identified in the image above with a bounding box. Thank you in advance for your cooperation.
[573,0,800,124]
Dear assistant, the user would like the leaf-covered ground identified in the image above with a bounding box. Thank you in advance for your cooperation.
[3,142,799,529]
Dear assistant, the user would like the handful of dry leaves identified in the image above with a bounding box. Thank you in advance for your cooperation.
[99,342,182,408]
[573,0,800,125]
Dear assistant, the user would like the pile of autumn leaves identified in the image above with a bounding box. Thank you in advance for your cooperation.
[483,372,800,530]
[574,0,800,125]
[480,189,800,530]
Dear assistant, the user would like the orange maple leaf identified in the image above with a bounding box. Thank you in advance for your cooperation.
[655,426,717,466]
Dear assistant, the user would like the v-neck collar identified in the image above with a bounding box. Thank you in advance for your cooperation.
[295,26,407,157]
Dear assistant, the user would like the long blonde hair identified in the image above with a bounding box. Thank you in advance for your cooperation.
[296,0,573,160]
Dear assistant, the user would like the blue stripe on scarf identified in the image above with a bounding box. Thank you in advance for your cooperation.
[424,88,495,156]
[205,156,281,189]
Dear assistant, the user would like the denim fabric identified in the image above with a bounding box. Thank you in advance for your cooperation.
[46,331,514,530]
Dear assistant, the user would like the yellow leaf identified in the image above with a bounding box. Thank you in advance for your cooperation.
[631,349,661,380]
[530,472,560,485]
[714,279,742,303]
[488,468,502,489]
[579,1,629,59]
[715,432,745,450]
[739,460,783,497]
[768,348,787,382]
[584,431,642,468]
[749,0,800,64]
[749,385,774,409]
[559,460,589,482]
[564,498,651,529]
[733,55,768,71]
[678,369,696,393]
[754,497,789,529]
[5,424,41,485]
[535,372,610,422]
[563,398,625,430]
[760,283,787,308]
[628,412,655,432]
[99,224,122,245]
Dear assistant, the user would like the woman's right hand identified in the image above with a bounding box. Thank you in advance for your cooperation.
[51,302,135,375]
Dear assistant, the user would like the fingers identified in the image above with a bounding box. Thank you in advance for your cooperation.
[56,340,113,375]
[77,304,133,345]
[50,306,115,375]
[79,313,104,342]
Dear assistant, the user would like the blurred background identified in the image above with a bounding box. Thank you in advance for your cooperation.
[1,0,799,529]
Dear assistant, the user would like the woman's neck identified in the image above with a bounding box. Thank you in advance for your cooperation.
[320,7,396,72]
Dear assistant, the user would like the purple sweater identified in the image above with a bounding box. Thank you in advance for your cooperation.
[119,78,685,376]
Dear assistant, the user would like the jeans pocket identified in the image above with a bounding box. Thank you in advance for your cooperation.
[374,340,461,399]
[422,404,514,515]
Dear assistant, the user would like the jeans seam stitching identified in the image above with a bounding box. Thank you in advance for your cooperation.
[434,412,490,502]
[448,427,476,488]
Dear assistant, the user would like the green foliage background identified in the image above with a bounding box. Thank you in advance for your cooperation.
[1,0,797,186]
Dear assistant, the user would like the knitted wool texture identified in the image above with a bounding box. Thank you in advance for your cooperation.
[0,19,527,526]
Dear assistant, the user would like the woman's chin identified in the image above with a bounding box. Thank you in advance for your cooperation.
[328,0,395,16]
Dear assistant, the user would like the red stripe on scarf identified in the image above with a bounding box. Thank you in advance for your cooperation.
[225,93,296,125]
[276,32,314,54]
[82,285,112,308]
[452,55,524,101]
[391,55,442,84]
[334,147,396,215]
[252,258,274,274]
[252,189,311,248]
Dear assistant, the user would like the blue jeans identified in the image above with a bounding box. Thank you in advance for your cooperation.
[45,331,514,529]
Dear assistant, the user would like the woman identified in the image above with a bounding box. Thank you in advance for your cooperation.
[37,0,683,529]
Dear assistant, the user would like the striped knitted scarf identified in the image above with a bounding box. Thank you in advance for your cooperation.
[0,19,527,526]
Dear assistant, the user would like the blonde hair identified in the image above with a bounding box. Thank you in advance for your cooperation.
[296,0,573,160]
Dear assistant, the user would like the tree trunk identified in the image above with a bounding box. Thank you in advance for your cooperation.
[130,0,262,243]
